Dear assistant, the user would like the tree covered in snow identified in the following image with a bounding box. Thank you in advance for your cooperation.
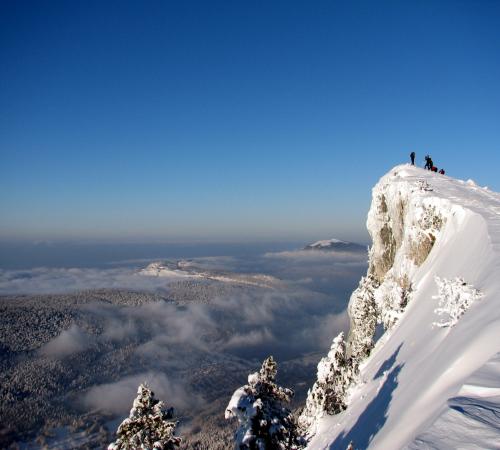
[108,384,181,450]
[374,273,412,331]
[433,276,484,328]
[225,356,304,449]
[348,275,379,365]
[298,332,353,436]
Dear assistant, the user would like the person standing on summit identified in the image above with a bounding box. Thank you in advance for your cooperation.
[410,152,415,165]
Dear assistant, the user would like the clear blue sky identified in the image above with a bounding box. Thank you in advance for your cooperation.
[1,0,499,243]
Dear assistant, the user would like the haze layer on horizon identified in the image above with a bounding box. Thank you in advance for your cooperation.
[1,1,499,243]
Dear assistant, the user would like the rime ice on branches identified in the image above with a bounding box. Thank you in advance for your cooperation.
[433,276,483,328]
[298,332,353,436]
[108,383,181,450]
[225,356,304,449]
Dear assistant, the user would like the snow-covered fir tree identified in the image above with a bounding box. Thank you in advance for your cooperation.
[347,275,379,366]
[225,356,304,449]
[298,332,353,436]
[433,276,483,328]
[108,384,181,450]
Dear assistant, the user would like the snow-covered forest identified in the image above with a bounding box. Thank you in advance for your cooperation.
[0,247,365,448]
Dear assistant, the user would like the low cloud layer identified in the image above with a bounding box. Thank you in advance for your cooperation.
[77,282,353,365]
[83,372,201,415]
[2,246,367,421]
[39,324,92,358]
[0,267,182,295]
[0,245,367,296]
[264,249,367,262]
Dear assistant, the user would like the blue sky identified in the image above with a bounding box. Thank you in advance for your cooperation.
[1,0,499,243]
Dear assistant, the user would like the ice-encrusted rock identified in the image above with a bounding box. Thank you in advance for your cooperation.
[302,166,458,439]
[343,167,449,372]
[358,167,450,334]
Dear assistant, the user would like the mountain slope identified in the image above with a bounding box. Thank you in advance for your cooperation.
[307,165,500,449]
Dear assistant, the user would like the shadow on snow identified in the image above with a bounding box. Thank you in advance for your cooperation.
[373,343,403,380]
[330,346,404,449]
[449,396,500,430]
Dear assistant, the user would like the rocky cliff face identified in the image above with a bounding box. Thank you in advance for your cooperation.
[348,169,449,351]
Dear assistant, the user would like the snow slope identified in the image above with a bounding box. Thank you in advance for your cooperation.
[308,165,500,449]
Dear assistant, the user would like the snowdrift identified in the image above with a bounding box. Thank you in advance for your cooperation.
[308,165,500,449]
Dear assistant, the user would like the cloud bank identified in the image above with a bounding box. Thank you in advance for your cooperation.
[39,324,92,358]
[0,266,182,295]
[83,372,201,415]
[3,246,367,421]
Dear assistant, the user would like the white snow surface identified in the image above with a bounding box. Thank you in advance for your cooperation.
[307,165,500,449]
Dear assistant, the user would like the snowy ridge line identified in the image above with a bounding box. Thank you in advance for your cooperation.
[306,165,500,449]
[459,384,500,398]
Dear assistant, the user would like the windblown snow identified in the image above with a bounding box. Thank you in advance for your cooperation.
[307,165,500,449]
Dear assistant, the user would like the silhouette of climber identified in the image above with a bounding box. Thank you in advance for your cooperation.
[410,152,415,165]
[424,155,433,170]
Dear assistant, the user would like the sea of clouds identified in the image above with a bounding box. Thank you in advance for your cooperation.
[3,246,368,416]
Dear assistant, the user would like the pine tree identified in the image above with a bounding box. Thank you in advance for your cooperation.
[298,332,353,436]
[348,275,378,367]
[108,384,181,450]
[225,356,304,449]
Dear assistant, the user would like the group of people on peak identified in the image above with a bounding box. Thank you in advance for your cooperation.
[410,151,445,175]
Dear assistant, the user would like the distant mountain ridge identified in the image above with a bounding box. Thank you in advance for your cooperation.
[303,239,365,252]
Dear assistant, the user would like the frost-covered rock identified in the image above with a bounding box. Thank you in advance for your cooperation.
[108,384,181,450]
[225,356,304,449]
[345,169,448,352]
[433,276,484,328]
[305,166,467,442]
[298,332,353,436]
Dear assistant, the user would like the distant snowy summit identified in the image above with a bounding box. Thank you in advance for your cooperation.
[303,238,365,252]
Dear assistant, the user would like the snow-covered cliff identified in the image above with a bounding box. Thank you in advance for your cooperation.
[307,165,500,449]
